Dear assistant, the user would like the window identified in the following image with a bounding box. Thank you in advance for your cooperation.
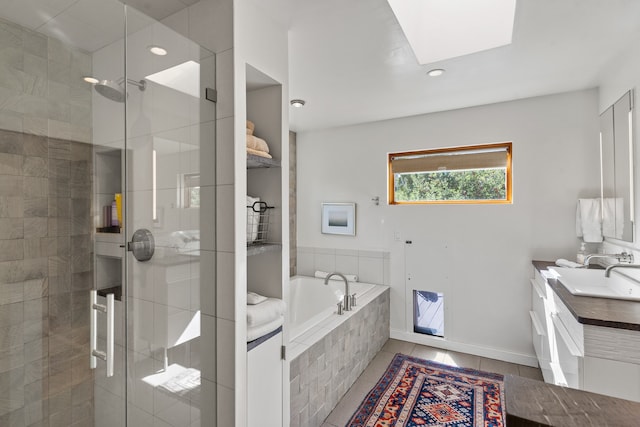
[178,173,200,208]
[388,142,512,204]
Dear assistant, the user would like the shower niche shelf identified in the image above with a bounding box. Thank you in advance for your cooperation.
[94,146,123,236]
[247,153,280,169]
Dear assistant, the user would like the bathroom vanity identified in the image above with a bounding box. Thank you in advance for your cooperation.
[530,261,640,402]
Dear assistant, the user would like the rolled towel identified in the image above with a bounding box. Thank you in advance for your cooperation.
[247,297,286,327]
[314,270,358,282]
[246,134,257,149]
[247,291,267,305]
[247,147,273,159]
[253,136,270,153]
[246,120,255,135]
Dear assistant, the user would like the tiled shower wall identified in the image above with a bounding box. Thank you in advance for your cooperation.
[0,17,94,427]
[0,129,94,426]
[0,18,92,143]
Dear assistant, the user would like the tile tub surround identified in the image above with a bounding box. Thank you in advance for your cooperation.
[296,247,391,285]
[0,128,95,426]
[289,286,390,427]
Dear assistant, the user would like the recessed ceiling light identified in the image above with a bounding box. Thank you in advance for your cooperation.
[427,69,445,77]
[83,76,99,84]
[149,45,168,56]
[290,99,306,108]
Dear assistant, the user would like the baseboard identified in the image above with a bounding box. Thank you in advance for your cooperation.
[390,329,539,368]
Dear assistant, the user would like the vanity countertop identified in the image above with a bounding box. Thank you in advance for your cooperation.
[505,374,640,426]
[533,260,640,331]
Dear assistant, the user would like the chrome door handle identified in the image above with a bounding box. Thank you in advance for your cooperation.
[127,228,155,262]
[90,290,115,377]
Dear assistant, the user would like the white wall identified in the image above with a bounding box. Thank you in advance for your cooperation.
[297,89,601,365]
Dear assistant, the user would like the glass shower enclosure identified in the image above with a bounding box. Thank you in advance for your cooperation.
[0,1,215,426]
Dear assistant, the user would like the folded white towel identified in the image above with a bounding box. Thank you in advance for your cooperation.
[576,199,603,243]
[246,298,286,327]
[247,316,283,342]
[602,197,624,239]
[314,270,358,282]
[247,291,267,305]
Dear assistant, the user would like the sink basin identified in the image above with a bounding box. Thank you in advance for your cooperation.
[549,267,640,301]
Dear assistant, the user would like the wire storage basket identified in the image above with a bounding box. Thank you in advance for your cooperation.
[247,201,273,246]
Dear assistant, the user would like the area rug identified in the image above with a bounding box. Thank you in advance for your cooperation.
[346,353,505,427]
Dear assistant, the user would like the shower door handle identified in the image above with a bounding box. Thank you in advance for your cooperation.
[90,290,115,377]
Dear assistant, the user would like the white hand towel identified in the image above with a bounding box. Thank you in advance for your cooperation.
[246,298,286,327]
[247,291,267,305]
[576,199,603,243]
[314,270,358,282]
[602,197,624,239]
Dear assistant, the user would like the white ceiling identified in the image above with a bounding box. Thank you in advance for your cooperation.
[283,0,640,132]
[3,0,640,134]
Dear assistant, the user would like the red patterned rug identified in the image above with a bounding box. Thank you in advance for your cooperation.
[346,353,505,427]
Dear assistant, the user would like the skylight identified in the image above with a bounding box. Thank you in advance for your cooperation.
[145,60,200,98]
[387,0,516,64]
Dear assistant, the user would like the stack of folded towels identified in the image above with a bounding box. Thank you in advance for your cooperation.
[247,291,285,342]
[246,120,272,159]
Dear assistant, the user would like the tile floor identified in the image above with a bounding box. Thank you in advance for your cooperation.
[321,338,543,427]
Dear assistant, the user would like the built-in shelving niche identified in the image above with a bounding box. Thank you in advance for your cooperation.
[245,64,284,300]
[93,146,125,301]
[245,64,286,426]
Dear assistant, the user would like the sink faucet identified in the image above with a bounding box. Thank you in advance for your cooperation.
[605,263,640,277]
[324,272,351,311]
[583,252,634,266]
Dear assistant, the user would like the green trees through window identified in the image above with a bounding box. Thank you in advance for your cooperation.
[394,169,507,202]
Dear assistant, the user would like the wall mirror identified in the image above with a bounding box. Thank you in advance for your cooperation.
[600,90,635,242]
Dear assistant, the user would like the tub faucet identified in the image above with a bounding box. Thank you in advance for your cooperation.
[324,272,351,311]
[583,252,633,266]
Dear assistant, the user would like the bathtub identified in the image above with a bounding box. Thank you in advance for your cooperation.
[288,275,390,427]
[289,275,377,340]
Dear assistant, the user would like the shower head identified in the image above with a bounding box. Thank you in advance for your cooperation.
[94,80,126,102]
[93,78,146,103]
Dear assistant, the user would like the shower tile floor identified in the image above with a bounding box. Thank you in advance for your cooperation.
[321,338,543,426]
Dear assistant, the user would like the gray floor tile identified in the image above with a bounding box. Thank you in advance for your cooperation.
[409,344,448,363]
[381,338,415,355]
[442,350,482,370]
[479,357,520,376]
[324,380,372,425]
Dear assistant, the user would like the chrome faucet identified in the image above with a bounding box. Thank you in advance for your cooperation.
[605,263,640,277]
[583,252,634,266]
[324,272,351,311]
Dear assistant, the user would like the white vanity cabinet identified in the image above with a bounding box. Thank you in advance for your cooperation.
[531,263,640,402]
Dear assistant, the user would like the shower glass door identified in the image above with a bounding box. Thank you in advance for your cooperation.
[122,6,215,427]
[0,1,215,426]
